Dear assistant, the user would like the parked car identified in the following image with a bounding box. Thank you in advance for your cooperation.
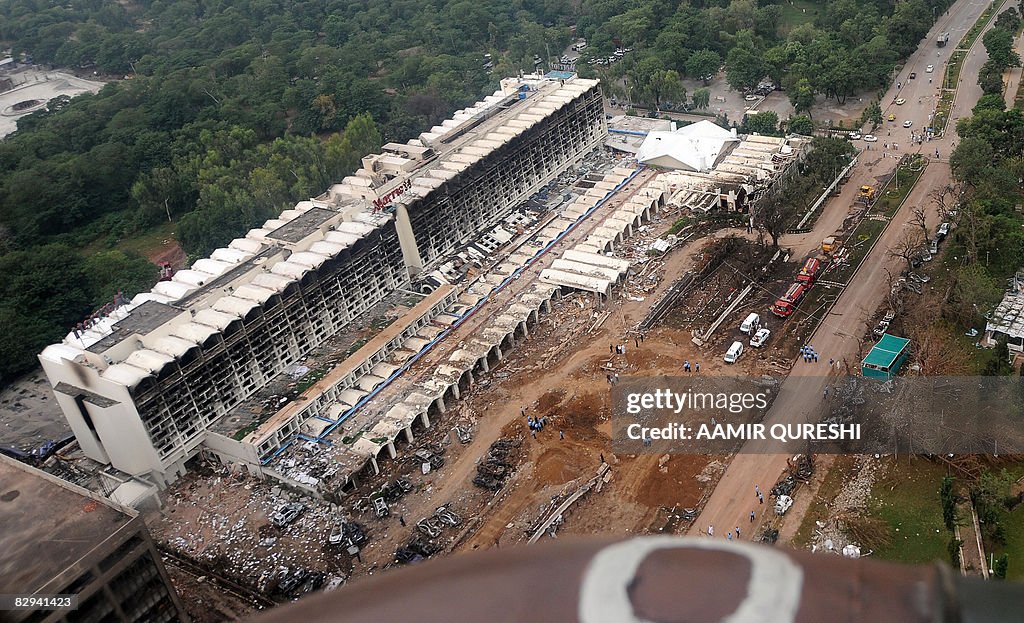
[744,94,759,101]
[750,327,771,348]
[277,569,308,595]
[775,495,793,516]
[903,120,913,128]
[740,312,761,334]
[849,132,862,140]
[937,222,951,238]
[929,238,939,255]
[271,502,305,527]
[908,272,930,284]
[895,98,906,105]
[328,522,345,545]
[724,341,744,364]
[863,134,878,142]
[926,64,934,73]
[910,72,917,79]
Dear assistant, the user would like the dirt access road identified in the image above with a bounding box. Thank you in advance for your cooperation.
[347,224,769,574]
[688,0,992,541]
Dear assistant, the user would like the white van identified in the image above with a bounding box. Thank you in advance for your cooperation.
[740,313,760,334]
[724,341,744,363]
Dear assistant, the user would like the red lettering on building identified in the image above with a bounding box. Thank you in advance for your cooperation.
[372,180,411,209]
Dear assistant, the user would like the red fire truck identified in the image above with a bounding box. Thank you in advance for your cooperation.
[796,258,821,284]
[772,282,808,318]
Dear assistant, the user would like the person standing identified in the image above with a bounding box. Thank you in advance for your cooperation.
[750,511,756,522]
[695,362,700,373]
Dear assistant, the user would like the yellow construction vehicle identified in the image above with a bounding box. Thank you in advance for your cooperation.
[857,185,876,204]
[822,236,838,254]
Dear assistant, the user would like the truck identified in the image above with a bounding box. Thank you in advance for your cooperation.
[856,185,876,205]
[821,236,838,254]
[796,258,821,284]
[937,32,949,47]
[771,282,808,318]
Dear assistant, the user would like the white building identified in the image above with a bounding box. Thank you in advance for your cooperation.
[37,74,608,488]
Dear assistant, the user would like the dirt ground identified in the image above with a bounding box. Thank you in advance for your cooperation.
[334,235,795,578]
[163,565,259,623]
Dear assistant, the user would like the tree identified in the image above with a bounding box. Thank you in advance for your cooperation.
[83,251,158,308]
[744,110,779,135]
[950,137,995,184]
[994,554,1009,579]
[948,264,1002,325]
[787,115,814,136]
[983,27,1020,69]
[888,230,926,271]
[789,78,815,117]
[911,206,931,243]
[985,336,1013,375]
[862,100,883,128]
[692,87,711,110]
[725,33,765,92]
[931,182,964,221]
[753,183,802,247]
[631,58,683,110]
[978,59,1006,95]
[948,537,963,569]
[686,49,721,84]
[940,476,958,530]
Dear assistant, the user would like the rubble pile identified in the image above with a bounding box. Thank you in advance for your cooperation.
[276,440,339,489]
[810,457,879,555]
[153,469,356,598]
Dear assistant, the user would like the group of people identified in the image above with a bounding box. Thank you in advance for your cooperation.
[704,487,766,542]
[682,360,700,373]
[707,525,744,541]
[800,345,820,363]
[527,415,548,438]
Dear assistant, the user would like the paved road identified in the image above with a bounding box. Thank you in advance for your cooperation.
[687,0,993,540]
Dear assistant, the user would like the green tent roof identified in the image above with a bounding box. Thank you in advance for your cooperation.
[862,333,911,369]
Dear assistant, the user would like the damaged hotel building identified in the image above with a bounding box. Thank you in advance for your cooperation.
[36,73,807,504]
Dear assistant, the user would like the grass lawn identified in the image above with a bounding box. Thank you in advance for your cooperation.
[869,457,950,564]
[80,219,178,262]
[778,0,819,29]
[987,461,1024,580]
[876,156,926,218]
[994,506,1024,580]
[831,219,885,284]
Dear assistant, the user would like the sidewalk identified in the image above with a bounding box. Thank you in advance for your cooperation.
[1002,32,1024,108]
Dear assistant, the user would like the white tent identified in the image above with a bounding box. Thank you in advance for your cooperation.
[635,120,739,171]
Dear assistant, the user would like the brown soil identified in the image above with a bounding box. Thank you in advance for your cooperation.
[150,240,187,268]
